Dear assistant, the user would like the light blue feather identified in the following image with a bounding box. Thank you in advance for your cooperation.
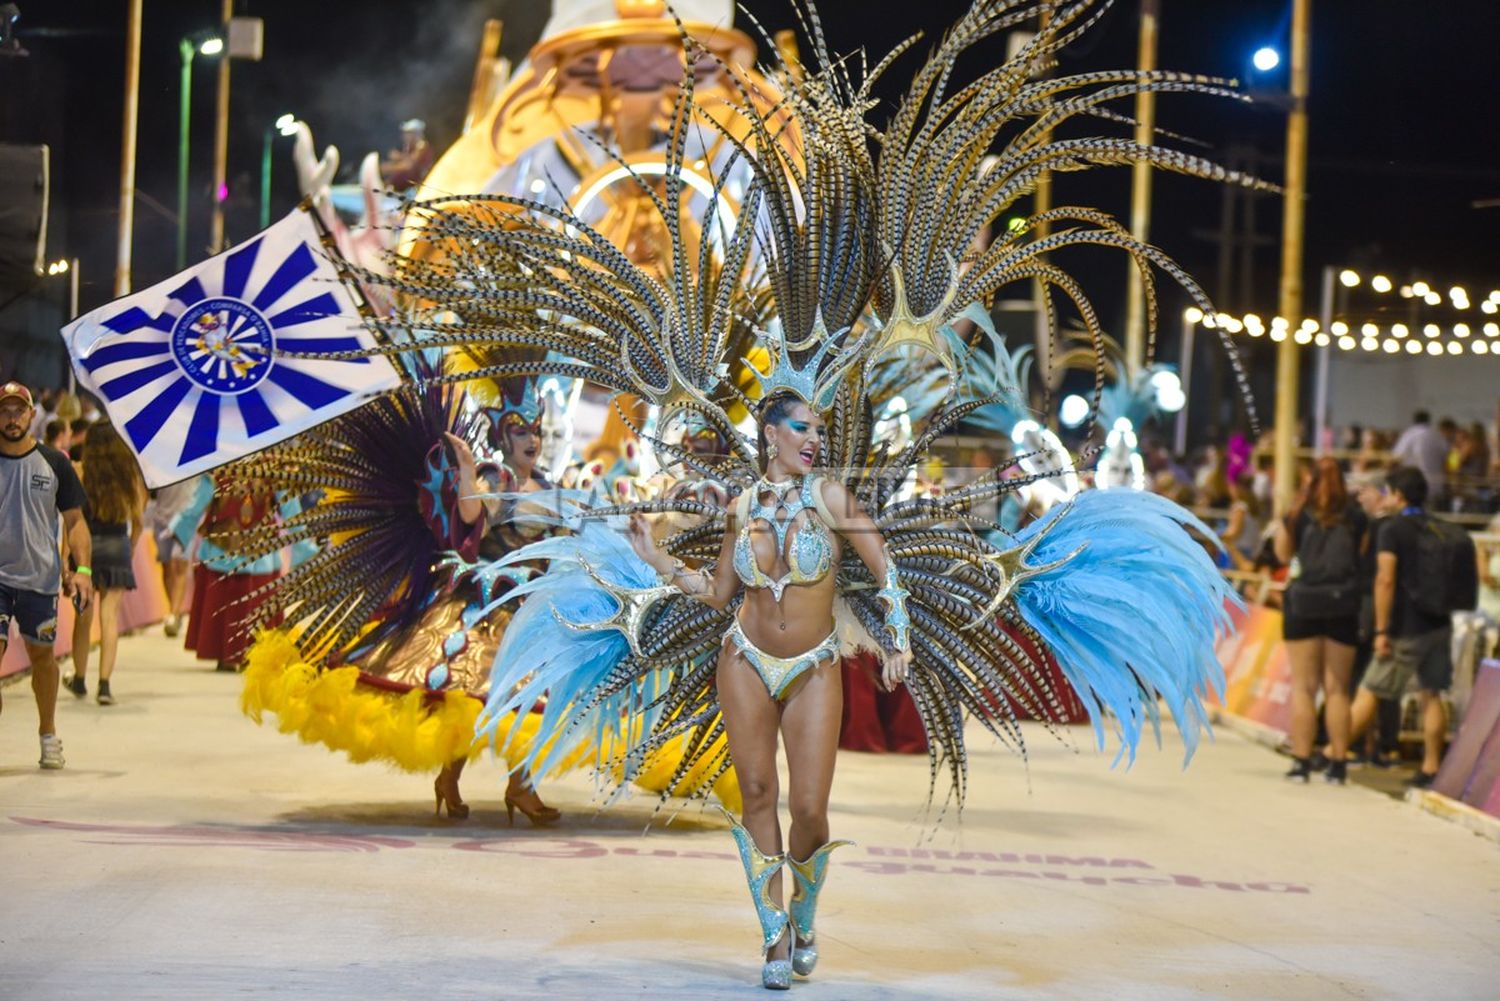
[1097,363,1176,430]
[1012,489,1235,763]
[952,302,1034,435]
[475,521,663,779]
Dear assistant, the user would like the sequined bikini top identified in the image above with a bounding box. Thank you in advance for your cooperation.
[732,475,836,601]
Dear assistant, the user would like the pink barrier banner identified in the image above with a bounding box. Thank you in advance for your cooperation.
[1,537,174,682]
[1212,603,1293,736]
[1434,660,1500,818]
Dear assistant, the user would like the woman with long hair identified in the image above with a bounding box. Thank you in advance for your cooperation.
[1274,456,1367,782]
[66,422,146,705]
[1220,472,1266,571]
[626,391,911,988]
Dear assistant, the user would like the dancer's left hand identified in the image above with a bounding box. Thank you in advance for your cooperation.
[880,648,912,692]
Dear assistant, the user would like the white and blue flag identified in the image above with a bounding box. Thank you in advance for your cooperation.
[61,207,400,487]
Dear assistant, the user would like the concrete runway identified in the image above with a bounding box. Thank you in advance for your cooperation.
[2,627,1497,1000]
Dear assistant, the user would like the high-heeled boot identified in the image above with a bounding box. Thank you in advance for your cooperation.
[721,809,793,990]
[787,838,853,977]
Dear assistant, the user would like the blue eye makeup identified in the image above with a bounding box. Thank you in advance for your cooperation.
[788,420,811,433]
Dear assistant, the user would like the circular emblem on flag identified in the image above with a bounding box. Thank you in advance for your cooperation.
[170,298,276,395]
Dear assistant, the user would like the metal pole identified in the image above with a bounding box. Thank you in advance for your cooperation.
[1174,313,1195,456]
[1031,9,1054,385]
[260,126,271,230]
[177,40,193,271]
[1124,0,1158,373]
[114,0,142,296]
[1313,264,1334,456]
[67,258,79,393]
[209,0,234,253]
[1272,0,1311,515]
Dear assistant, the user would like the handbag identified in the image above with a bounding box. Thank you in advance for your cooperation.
[1284,579,1361,620]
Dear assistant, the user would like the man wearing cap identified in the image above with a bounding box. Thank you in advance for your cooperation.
[1,381,92,769]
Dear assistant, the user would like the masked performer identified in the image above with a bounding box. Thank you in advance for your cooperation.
[324,0,1268,988]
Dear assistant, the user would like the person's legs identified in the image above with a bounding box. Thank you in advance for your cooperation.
[97,589,123,682]
[69,593,92,685]
[1376,697,1402,756]
[779,663,843,861]
[162,557,188,633]
[1284,638,1321,760]
[1417,690,1447,776]
[1321,638,1356,763]
[718,644,791,962]
[27,640,60,737]
[779,660,847,973]
[1347,686,1379,744]
[503,766,558,825]
[1413,627,1453,778]
[434,756,471,820]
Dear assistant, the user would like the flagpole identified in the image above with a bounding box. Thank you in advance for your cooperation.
[209,0,234,253]
[115,0,143,296]
[298,198,381,328]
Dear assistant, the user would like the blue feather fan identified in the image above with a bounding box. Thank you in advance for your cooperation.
[1012,489,1236,763]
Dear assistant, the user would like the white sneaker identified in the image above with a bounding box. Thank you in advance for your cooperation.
[39,733,65,770]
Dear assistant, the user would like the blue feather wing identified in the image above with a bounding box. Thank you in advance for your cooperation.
[1012,489,1236,763]
[476,521,663,778]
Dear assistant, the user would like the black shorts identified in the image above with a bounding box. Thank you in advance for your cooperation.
[1282,613,1359,647]
[0,583,59,646]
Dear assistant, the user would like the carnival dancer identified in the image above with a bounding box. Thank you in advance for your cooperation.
[626,389,911,985]
[181,476,286,673]
[228,374,564,821]
[319,1,1263,988]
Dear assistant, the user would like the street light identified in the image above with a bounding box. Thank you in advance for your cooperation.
[178,32,223,269]
[260,113,299,229]
[43,257,81,389]
[1252,46,1281,72]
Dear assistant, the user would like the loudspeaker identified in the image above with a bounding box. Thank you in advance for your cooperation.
[0,142,49,281]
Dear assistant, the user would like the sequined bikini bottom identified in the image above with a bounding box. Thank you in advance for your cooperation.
[724,617,841,700]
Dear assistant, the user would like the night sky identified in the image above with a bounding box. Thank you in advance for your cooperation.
[4,0,1499,413]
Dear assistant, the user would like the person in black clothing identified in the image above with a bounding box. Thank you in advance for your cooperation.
[1274,457,1366,783]
[65,422,146,706]
[1342,472,1402,765]
[1350,465,1452,787]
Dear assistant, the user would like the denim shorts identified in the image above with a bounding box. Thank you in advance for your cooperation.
[0,583,60,646]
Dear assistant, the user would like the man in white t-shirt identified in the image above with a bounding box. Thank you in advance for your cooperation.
[1390,410,1449,502]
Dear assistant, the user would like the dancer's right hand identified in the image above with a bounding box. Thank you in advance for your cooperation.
[626,512,660,564]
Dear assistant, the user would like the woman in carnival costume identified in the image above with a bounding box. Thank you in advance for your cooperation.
[220,369,568,822]
[316,0,1268,987]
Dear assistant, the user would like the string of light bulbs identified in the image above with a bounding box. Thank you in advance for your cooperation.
[1183,307,1500,357]
[1334,269,1500,315]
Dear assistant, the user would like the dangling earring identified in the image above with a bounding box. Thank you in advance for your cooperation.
[767,440,779,462]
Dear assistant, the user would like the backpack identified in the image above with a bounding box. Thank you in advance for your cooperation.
[1285,514,1361,619]
[1296,516,1359,587]
[1407,515,1478,617]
